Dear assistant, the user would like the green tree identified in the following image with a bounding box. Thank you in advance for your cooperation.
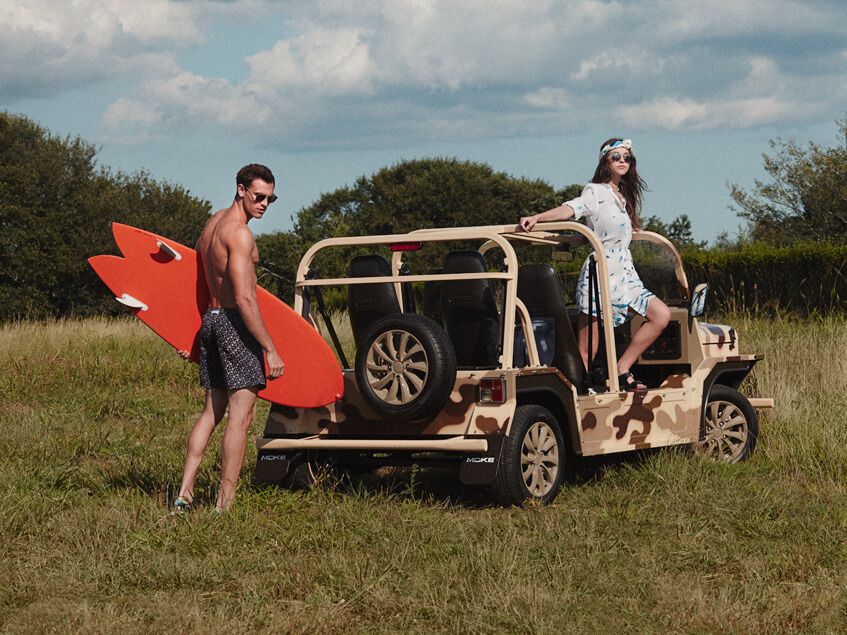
[255,231,304,301]
[0,112,211,320]
[729,114,847,243]
[642,213,707,250]
[262,158,578,298]
[293,158,568,240]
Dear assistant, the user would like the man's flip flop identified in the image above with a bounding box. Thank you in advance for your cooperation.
[171,498,192,514]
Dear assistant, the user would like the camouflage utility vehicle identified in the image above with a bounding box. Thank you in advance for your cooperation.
[255,221,773,506]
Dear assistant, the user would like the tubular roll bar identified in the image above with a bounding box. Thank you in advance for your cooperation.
[293,222,683,393]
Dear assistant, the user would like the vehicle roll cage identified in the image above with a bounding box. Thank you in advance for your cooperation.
[293,222,689,394]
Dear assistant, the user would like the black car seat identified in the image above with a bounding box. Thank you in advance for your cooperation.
[441,251,500,367]
[422,268,443,326]
[516,263,586,389]
[347,254,401,346]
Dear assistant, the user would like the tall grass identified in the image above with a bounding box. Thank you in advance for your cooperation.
[1,315,846,633]
[731,313,847,489]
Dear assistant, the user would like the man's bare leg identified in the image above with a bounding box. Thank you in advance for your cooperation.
[216,386,260,512]
[177,388,229,504]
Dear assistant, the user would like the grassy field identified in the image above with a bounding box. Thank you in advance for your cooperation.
[2,314,846,633]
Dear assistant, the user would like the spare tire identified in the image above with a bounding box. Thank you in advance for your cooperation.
[355,314,457,421]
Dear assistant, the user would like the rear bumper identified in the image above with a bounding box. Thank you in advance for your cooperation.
[747,398,774,409]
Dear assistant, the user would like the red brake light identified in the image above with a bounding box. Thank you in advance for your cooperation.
[388,242,422,252]
[478,378,505,403]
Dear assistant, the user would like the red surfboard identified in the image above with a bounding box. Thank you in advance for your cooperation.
[88,223,343,408]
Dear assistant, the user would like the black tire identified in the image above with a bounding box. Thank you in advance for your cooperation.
[285,453,317,490]
[355,314,457,421]
[285,451,363,490]
[697,384,759,463]
[492,405,565,507]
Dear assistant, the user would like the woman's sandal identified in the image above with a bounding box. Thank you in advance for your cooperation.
[618,371,647,392]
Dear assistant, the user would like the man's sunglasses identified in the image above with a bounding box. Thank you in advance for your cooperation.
[244,188,278,204]
[608,153,633,164]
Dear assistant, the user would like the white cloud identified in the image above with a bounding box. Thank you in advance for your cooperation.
[0,0,208,99]
[524,87,570,110]
[247,27,375,95]
[7,0,847,147]
[653,0,835,41]
[0,0,264,99]
[570,52,628,82]
[614,51,831,130]
[276,0,568,91]
[733,57,785,95]
[103,71,275,142]
[615,96,821,130]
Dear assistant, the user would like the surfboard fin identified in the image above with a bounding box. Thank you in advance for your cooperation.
[115,293,148,311]
[156,240,182,261]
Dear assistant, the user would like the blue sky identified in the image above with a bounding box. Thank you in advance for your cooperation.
[3,0,847,243]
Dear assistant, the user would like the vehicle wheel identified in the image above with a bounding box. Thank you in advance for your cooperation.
[285,451,361,490]
[355,314,457,421]
[696,384,759,463]
[492,405,565,507]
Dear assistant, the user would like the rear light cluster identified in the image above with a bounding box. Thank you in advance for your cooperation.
[478,378,505,403]
[387,242,422,252]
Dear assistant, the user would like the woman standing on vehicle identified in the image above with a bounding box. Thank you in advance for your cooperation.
[519,138,670,391]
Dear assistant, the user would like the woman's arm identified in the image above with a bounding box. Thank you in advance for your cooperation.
[519,204,575,232]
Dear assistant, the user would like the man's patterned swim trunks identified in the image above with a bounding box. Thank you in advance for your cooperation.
[198,308,266,390]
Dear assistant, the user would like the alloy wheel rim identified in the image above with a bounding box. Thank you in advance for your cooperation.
[699,400,748,462]
[365,329,429,405]
[520,421,560,496]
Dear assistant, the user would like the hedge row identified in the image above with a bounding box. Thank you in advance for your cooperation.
[681,241,847,316]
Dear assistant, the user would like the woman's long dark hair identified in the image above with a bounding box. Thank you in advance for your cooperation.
[590,138,647,229]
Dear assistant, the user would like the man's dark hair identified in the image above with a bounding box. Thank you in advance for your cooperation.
[236,164,275,188]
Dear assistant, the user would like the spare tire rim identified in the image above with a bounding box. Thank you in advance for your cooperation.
[521,421,560,497]
[365,329,429,405]
[700,400,748,462]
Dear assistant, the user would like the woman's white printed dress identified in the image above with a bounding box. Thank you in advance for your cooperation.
[568,183,654,327]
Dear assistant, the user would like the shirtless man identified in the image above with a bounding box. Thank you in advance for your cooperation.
[174,164,285,513]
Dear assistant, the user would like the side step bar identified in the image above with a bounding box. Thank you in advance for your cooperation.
[256,436,489,453]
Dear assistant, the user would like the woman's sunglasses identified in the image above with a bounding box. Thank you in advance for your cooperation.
[608,153,633,164]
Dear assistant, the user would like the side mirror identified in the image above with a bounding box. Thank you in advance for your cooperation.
[690,283,709,318]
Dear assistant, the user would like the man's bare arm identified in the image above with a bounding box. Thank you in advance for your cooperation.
[227,227,284,379]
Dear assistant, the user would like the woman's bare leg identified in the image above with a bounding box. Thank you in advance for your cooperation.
[577,312,600,371]
[617,297,671,376]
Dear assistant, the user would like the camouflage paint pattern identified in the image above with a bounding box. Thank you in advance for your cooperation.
[262,318,761,458]
[265,370,516,439]
[258,223,769,462]
[569,312,759,456]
